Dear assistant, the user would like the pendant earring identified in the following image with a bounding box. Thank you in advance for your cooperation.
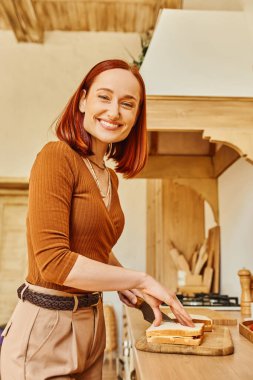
[107,143,112,155]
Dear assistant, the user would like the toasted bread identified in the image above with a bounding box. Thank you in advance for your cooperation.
[147,334,203,346]
[167,313,213,332]
[146,321,205,346]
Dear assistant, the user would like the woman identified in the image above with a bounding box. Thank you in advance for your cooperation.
[0,59,193,380]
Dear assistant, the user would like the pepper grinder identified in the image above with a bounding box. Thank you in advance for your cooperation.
[238,268,252,315]
[251,275,253,300]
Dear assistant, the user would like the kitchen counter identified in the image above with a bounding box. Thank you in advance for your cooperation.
[125,307,253,380]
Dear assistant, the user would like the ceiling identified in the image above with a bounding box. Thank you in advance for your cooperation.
[0,0,181,43]
[0,0,243,43]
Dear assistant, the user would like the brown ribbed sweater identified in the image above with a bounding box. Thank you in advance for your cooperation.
[26,141,125,293]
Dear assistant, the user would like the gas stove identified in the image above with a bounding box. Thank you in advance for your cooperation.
[175,293,240,311]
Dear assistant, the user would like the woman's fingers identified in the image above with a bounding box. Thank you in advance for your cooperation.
[130,288,143,298]
[169,297,194,327]
[118,292,134,307]
[140,293,163,326]
[152,306,163,327]
[125,290,138,304]
[118,290,137,307]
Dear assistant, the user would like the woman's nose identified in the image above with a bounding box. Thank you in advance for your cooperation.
[107,101,120,120]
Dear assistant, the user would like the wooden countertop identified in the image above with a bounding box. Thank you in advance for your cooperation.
[125,307,253,380]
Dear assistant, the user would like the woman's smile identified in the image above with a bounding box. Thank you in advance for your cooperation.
[97,118,123,131]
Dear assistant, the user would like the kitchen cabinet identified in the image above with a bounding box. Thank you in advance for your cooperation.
[136,95,253,293]
[123,306,253,380]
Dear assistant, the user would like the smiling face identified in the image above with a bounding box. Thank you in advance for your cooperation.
[79,68,141,151]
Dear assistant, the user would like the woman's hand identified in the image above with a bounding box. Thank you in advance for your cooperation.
[141,275,194,328]
[118,289,163,327]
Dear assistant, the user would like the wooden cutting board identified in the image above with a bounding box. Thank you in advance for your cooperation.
[160,306,237,326]
[135,326,234,356]
[239,320,253,344]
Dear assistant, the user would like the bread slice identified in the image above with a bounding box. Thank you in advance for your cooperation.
[146,321,204,346]
[147,334,204,346]
[167,313,213,332]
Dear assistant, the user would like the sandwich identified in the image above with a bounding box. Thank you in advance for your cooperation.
[166,313,213,332]
[146,321,205,346]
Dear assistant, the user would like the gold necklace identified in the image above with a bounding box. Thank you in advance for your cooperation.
[85,158,111,199]
[88,158,106,170]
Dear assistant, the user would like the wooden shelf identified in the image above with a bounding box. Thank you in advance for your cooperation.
[145,95,253,168]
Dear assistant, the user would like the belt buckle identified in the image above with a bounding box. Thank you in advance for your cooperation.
[91,292,100,307]
[73,295,79,312]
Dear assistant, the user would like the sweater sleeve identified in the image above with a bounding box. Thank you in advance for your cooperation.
[28,141,79,284]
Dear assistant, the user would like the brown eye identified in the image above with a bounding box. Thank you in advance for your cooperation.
[122,102,134,108]
[98,95,110,100]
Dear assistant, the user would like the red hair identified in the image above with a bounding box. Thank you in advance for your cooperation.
[55,59,147,178]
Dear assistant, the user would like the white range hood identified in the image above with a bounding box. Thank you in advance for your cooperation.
[140,9,253,97]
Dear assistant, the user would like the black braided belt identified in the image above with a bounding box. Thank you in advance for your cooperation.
[17,283,101,311]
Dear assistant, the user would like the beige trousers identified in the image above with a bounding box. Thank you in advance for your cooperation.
[0,283,106,380]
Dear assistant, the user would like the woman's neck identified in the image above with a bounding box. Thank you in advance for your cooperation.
[90,138,108,165]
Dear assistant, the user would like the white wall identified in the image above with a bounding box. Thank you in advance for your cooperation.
[183,1,253,48]
[0,31,141,177]
[140,9,253,96]
[219,158,253,298]
[243,0,253,41]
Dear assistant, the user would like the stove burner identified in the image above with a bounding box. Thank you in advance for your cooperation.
[175,293,239,307]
